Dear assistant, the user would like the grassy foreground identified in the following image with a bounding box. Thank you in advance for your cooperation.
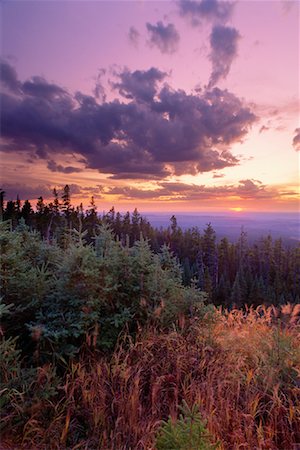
[1,304,300,449]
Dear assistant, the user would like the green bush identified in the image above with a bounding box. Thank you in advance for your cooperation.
[1,223,208,361]
[156,401,217,450]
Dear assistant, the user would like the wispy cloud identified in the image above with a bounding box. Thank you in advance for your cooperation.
[105,179,288,202]
[2,182,103,202]
[47,160,83,174]
[146,21,180,54]
[292,128,300,151]
[3,183,53,201]
[128,26,140,48]
[208,25,240,88]
[178,0,234,26]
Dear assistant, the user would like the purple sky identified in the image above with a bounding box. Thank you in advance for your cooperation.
[1,0,299,212]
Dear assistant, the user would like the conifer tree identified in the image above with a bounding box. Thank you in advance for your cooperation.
[21,200,33,227]
[131,208,141,242]
[0,189,5,221]
[4,200,17,229]
[202,223,217,289]
[114,211,122,238]
[122,211,131,243]
[85,196,98,237]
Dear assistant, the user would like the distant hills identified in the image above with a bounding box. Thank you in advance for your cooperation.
[145,211,300,245]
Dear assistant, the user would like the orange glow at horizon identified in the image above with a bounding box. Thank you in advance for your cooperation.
[230,207,244,212]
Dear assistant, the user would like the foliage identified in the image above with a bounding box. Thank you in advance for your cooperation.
[1,305,299,449]
[1,222,207,362]
[156,401,217,450]
[3,190,299,307]
[0,335,59,436]
[1,194,299,449]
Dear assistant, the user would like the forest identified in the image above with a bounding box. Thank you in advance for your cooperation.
[1,186,300,449]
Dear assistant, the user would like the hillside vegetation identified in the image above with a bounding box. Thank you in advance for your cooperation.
[1,196,300,448]
[2,188,300,307]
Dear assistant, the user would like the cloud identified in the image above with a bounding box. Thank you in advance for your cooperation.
[208,25,240,88]
[178,0,234,26]
[111,67,167,102]
[1,62,256,180]
[213,172,225,178]
[107,186,162,200]
[93,69,107,102]
[128,26,140,47]
[252,100,299,135]
[3,183,53,201]
[105,179,282,201]
[236,179,270,199]
[146,21,180,54]
[1,182,99,202]
[281,0,297,14]
[22,76,68,100]
[3,178,296,204]
[0,60,21,93]
[259,125,269,133]
[176,2,239,88]
[47,160,83,174]
[253,99,298,120]
[1,60,68,100]
[292,128,300,151]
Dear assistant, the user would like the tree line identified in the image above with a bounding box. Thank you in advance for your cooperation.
[1,185,299,308]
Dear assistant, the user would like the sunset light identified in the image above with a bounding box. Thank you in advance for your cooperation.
[1,0,299,212]
[230,207,244,212]
[1,2,300,448]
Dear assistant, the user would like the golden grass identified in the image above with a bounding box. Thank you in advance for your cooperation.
[2,304,300,449]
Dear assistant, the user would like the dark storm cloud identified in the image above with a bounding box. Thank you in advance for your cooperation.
[178,0,234,25]
[208,25,240,88]
[146,21,180,54]
[47,160,83,174]
[1,62,256,179]
[292,128,300,151]
[128,26,140,47]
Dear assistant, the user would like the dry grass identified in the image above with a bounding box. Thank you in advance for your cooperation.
[2,304,300,449]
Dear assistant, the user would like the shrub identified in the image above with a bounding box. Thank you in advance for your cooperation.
[156,401,217,450]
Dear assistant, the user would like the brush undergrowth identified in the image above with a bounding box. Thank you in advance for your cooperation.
[156,401,217,450]
[1,304,299,449]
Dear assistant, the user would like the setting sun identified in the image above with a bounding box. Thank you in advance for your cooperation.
[230,207,244,212]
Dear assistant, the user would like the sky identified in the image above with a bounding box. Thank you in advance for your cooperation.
[0,0,299,213]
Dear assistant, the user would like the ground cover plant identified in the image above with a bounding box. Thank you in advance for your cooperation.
[1,303,299,449]
[1,209,299,449]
